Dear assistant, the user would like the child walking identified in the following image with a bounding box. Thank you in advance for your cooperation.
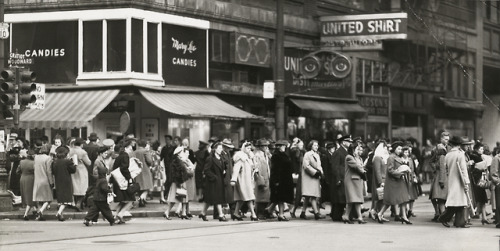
[83,166,115,226]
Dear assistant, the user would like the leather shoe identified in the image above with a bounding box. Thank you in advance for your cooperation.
[439,220,450,228]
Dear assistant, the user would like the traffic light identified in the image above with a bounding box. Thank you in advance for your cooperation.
[0,69,16,105]
[18,70,36,107]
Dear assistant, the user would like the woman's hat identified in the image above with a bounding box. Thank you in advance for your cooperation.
[221,138,235,148]
[460,136,474,145]
[102,139,115,147]
[449,136,463,146]
[255,139,270,147]
[391,141,405,149]
[173,146,184,155]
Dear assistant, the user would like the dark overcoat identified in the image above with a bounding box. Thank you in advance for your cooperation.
[330,146,348,204]
[221,150,234,203]
[52,158,77,203]
[270,151,294,203]
[110,152,135,202]
[203,152,227,204]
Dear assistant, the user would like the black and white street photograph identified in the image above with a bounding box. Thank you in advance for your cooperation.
[0,0,500,250]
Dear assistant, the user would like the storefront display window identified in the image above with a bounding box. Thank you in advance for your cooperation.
[212,120,243,146]
[287,117,349,142]
[168,118,210,149]
[107,20,126,72]
[434,118,474,139]
[83,21,103,72]
[355,122,387,142]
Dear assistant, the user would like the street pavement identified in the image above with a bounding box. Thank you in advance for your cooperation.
[0,184,499,251]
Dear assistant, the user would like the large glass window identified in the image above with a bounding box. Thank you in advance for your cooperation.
[131,18,143,73]
[83,21,103,72]
[147,22,158,73]
[107,20,126,71]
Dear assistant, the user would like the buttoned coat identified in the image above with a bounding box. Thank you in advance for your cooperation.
[70,146,91,196]
[222,150,234,203]
[270,150,294,203]
[383,154,410,205]
[344,154,365,203]
[253,149,271,203]
[231,151,256,202]
[134,147,154,191]
[429,145,449,200]
[203,152,227,204]
[330,146,348,203]
[445,148,470,207]
[33,154,53,202]
[301,150,323,198]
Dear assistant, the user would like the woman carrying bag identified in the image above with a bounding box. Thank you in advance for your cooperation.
[230,141,258,221]
[163,146,193,220]
[300,140,324,220]
[342,141,367,224]
[110,139,136,224]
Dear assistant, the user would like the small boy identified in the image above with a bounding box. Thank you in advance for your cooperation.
[83,166,115,226]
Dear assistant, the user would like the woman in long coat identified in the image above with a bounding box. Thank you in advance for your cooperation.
[133,139,154,207]
[230,141,258,221]
[70,138,91,210]
[342,142,367,224]
[253,139,271,219]
[371,142,389,218]
[300,140,323,220]
[52,146,77,221]
[111,139,136,224]
[269,140,294,221]
[199,142,228,221]
[32,143,53,221]
[289,139,305,218]
[469,143,490,224]
[376,141,412,224]
[17,149,37,220]
[164,147,192,220]
[150,141,166,203]
[404,145,420,218]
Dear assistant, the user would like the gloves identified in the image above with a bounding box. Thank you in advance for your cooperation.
[230,180,236,186]
[439,182,445,189]
[313,171,321,179]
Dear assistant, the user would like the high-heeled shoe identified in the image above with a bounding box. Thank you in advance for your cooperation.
[277,216,289,221]
[23,215,29,221]
[342,216,353,224]
[408,210,416,218]
[163,213,172,220]
[299,212,307,220]
[56,213,65,222]
[159,199,167,204]
[231,214,243,221]
[314,213,325,220]
[290,211,296,218]
[138,199,146,207]
[83,219,90,226]
[116,215,126,224]
[180,215,190,220]
[174,212,181,218]
[401,218,412,225]
[219,216,228,222]
[198,214,208,221]
[357,219,367,224]
[481,219,492,225]
[250,216,259,221]
[35,212,45,221]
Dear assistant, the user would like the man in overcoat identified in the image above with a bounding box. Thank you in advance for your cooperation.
[253,139,272,219]
[329,135,352,221]
[83,132,100,186]
[220,138,235,218]
[429,131,450,221]
[438,136,471,228]
[160,135,175,199]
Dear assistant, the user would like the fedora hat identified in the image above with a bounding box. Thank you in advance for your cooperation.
[460,136,474,145]
[275,140,289,146]
[221,138,235,148]
[325,141,336,149]
[255,139,270,147]
[88,132,98,141]
[449,136,463,146]
[198,140,209,146]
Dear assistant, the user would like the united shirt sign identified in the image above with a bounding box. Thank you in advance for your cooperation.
[320,13,407,50]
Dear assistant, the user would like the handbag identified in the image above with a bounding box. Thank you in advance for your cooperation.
[376,187,384,200]
[126,181,141,195]
[111,168,128,190]
[476,172,490,189]
[175,187,187,198]
[128,157,143,179]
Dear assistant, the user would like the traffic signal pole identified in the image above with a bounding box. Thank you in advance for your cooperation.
[13,68,19,129]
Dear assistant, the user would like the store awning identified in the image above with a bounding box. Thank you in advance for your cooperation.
[439,97,485,111]
[20,89,120,128]
[289,98,366,119]
[140,90,261,119]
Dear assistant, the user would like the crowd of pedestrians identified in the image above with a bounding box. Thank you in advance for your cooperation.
[4,130,500,229]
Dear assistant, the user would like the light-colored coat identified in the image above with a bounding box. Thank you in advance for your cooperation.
[445,147,470,207]
[70,146,91,196]
[32,154,53,202]
[133,147,154,191]
[231,151,256,201]
[301,150,322,198]
[344,155,365,203]
[253,149,271,203]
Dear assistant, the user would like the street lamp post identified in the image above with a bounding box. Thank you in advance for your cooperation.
[275,0,285,140]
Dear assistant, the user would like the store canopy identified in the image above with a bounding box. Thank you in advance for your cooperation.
[289,98,366,119]
[140,90,261,119]
[20,89,120,128]
[439,97,485,111]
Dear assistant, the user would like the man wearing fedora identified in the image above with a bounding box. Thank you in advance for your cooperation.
[329,135,353,221]
[160,135,175,197]
[84,132,100,186]
[220,138,236,218]
[195,140,210,202]
[438,136,471,228]
[253,139,272,219]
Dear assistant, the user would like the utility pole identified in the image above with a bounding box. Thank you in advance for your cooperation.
[275,0,285,140]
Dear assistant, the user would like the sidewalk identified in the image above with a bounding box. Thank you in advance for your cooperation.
[0,184,431,221]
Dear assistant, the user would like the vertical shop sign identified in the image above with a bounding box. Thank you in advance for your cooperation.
[162,24,207,87]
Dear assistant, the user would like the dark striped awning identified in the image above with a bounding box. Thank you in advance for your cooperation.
[289,98,366,119]
[140,90,261,119]
[20,89,120,128]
